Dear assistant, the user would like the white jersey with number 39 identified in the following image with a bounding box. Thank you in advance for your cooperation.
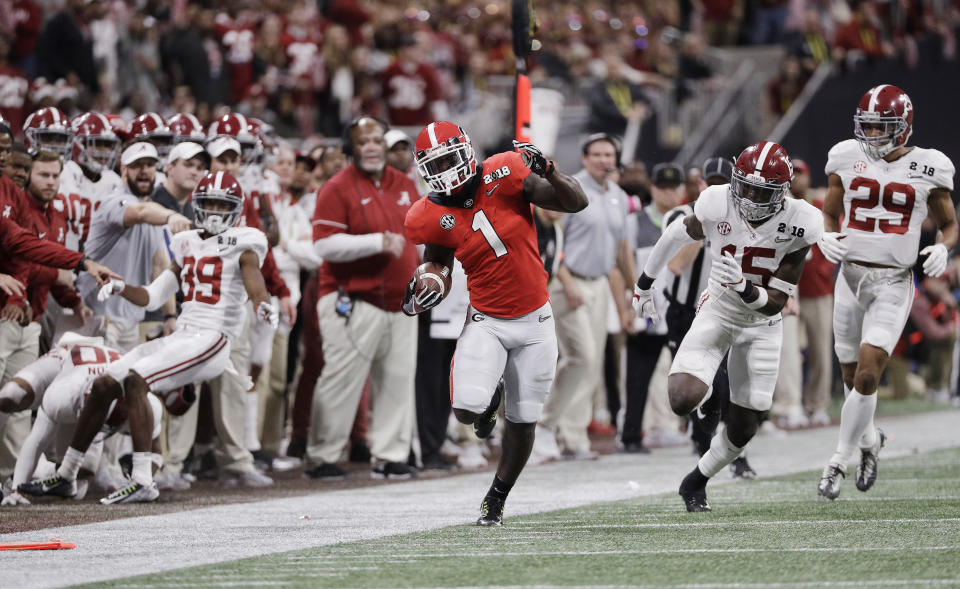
[826,139,955,268]
[171,226,267,341]
[694,185,823,318]
[52,160,125,252]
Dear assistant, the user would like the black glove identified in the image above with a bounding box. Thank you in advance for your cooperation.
[513,140,554,178]
[401,277,444,316]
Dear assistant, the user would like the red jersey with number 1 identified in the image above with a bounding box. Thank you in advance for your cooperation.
[404,151,548,318]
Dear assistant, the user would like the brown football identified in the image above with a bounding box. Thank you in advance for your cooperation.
[414,262,453,301]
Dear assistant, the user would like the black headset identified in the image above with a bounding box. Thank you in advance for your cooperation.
[581,132,622,165]
[341,115,390,159]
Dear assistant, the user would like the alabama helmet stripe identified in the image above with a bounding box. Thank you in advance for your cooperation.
[755,141,774,173]
[214,171,224,191]
[427,122,439,148]
[868,84,888,112]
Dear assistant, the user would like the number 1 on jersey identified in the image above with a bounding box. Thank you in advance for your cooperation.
[472,210,508,258]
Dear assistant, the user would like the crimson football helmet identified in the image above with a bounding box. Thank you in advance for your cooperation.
[208,112,259,165]
[129,112,174,158]
[23,107,74,159]
[245,117,273,163]
[71,112,121,173]
[414,121,478,195]
[105,114,129,144]
[194,171,245,234]
[167,113,206,144]
[730,141,793,223]
[854,84,914,160]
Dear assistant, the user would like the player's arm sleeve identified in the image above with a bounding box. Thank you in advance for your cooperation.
[143,269,181,311]
[824,142,847,176]
[311,180,386,262]
[0,218,83,269]
[639,213,700,281]
[931,151,955,191]
[789,205,825,253]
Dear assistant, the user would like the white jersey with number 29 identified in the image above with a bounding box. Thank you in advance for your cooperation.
[826,139,954,268]
[171,226,267,341]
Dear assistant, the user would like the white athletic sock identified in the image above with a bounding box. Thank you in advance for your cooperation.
[697,426,744,478]
[57,447,85,481]
[132,452,153,486]
[244,391,261,452]
[830,388,877,465]
[859,413,878,449]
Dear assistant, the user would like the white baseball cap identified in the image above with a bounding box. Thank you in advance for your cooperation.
[167,141,207,167]
[384,130,412,150]
[206,136,241,158]
[121,142,159,166]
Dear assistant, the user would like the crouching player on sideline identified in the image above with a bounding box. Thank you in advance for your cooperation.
[633,142,824,512]
[403,122,587,526]
[21,172,279,504]
[7,334,187,505]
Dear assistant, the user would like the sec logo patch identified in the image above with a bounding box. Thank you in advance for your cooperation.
[440,214,456,230]
[717,222,732,235]
[854,160,867,173]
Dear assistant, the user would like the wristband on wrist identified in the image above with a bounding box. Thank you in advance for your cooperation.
[636,273,655,290]
[544,161,556,178]
[739,281,769,310]
[75,255,88,273]
[164,314,177,321]
[165,212,175,224]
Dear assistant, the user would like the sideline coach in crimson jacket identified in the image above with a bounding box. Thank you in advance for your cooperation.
[306,116,419,479]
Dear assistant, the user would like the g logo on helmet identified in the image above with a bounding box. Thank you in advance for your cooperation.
[440,214,456,230]
[717,222,732,235]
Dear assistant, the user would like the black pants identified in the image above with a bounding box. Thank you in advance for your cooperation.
[414,312,457,462]
[603,332,624,425]
[622,332,669,445]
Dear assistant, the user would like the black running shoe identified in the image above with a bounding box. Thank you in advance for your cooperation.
[474,380,503,439]
[305,463,348,480]
[349,442,372,463]
[678,469,711,512]
[371,461,417,480]
[856,429,886,492]
[729,455,757,479]
[477,495,505,526]
[19,475,77,498]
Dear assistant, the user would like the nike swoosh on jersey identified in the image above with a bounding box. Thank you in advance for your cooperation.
[361,197,373,205]
[38,232,46,238]
[538,314,551,322]
[774,236,791,243]
[486,184,500,196]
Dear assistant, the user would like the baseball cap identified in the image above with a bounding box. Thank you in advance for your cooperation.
[121,142,159,166]
[384,130,412,150]
[702,156,734,183]
[167,141,207,167]
[295,152,317,171]
[206,135,241,158]
[651,162,684,187]
[791,158,810,175]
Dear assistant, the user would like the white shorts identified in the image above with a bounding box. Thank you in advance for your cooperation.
[670,299,782,411]
[451,302,558,424]
[106,327,231,394]
[41,372,163,439]
[833,263,914,363]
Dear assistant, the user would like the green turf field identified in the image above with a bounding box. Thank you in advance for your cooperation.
[92,448,960,588]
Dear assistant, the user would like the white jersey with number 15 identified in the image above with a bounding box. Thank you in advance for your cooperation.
[826,139,954,268]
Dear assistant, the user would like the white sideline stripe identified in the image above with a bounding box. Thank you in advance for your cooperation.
[507,517,960,529]
[308,546,960,559]
[1,409,958,589]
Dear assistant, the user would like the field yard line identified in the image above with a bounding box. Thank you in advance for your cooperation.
[505,517,960,528]
[294,545,960,558]
[412,582,960,589]
[1,408,958,589]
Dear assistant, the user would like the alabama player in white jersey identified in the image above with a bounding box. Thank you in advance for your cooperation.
[816,85,957,500]
[24,171,280,504]
[633,142,824,512]
[8,336,165,505]
[56,112,125,252]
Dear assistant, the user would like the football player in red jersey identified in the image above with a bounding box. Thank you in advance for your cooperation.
[404,121,587,526]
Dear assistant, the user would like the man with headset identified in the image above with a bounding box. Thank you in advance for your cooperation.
[306,116,419,479]
[533,133,637,462]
